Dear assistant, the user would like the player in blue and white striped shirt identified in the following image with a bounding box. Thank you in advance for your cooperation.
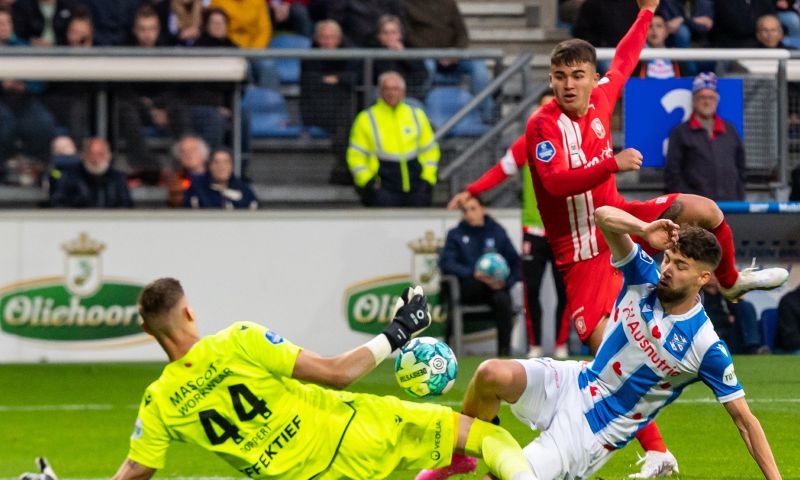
[422,206,781,480]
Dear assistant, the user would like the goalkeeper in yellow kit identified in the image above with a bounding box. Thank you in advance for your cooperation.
[111,278,536,480]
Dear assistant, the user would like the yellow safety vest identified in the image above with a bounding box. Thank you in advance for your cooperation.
[347,99,440,192]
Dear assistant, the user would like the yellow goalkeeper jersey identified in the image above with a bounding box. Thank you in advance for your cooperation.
[127,321,356,478]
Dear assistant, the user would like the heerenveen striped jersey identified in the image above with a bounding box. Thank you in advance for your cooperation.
[578,244,745,449]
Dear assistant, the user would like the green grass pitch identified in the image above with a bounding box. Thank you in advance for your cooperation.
[1,356,798,479]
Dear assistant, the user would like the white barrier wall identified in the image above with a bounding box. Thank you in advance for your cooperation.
[0,210,530,363]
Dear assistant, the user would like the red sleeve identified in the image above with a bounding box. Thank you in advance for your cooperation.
[600,9,653,105]
[526,115,618,198]
[466,135,527,195]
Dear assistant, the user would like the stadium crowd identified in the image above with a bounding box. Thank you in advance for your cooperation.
[0,0,798,206]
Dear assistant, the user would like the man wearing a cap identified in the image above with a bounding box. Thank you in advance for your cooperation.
[665,72,746,201]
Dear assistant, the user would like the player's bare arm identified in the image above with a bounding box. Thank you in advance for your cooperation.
[293,286,431,389]
[111,458,155,480]
[448,190,473,210]
[595,206,679,261]
[723,397,782,480]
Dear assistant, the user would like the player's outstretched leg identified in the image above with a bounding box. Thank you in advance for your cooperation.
[417,360,534,480]
[665,194,789,300]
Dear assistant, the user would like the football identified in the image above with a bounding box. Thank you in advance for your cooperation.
[394,337,458,398]
[475,252,510,282]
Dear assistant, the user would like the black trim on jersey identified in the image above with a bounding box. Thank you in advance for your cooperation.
[308,401,357,480]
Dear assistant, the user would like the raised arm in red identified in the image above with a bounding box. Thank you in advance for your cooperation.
[601,9,654,104]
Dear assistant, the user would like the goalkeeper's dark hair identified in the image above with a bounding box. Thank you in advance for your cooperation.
[551,38,597,68]
[672,225,722,270]
[138,277,185,323]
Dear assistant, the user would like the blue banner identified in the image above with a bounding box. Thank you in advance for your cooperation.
[716,202,800,214]
[623,78,743,167]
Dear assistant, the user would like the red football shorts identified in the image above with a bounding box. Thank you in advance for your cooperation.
[558,250,622,343]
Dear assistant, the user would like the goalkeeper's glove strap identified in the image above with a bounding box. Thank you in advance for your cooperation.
[382,323,410,351]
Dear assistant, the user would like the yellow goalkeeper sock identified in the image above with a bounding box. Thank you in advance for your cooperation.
[463,417,537,480]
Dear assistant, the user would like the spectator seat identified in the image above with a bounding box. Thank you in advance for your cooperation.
[424,87,488,137]
[243,87,302,138]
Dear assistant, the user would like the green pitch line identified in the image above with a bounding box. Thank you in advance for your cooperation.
[1,356,798,479]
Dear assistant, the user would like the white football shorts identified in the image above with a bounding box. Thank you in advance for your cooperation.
[509,358,615,480]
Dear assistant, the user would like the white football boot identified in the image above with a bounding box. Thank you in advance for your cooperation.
[720,259,789,302]
[628,450,679,478]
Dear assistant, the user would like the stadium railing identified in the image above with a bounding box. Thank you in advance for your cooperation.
[0,46,504,183]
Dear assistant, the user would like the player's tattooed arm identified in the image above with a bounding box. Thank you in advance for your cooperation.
[111,458,156,480]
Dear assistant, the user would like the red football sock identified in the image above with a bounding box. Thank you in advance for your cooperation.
[710,220,739,289]
[636,421,667,453]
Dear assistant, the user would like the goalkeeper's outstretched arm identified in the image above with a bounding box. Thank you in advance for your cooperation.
[291,286,431,390]
[112,458,155,480]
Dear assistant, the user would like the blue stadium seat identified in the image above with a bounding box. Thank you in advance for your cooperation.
[760,308,778,350]
[242,87,302,138]
[424,86,489,137]
[268,34,311,85]
[304,125,330,139]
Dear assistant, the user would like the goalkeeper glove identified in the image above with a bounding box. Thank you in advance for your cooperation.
[18,457,57,480]
[382,285,431,350]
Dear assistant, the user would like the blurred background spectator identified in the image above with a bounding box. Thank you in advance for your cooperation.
[756,13,795,48]
[702,274,768,354]
[572,0,638,73]
[634,13,683,78]
[300,19,360,185]
[209,0,270,49]
[777,284,800,353]
[656,0,713,48]
[43,10,93,146]
[372,14,428,101]
[0,6,57,180]
[558,0,584,26]
[193,6,235,46]
[184,147,257,209]
[402,0,493,122]
[573,0,638,48]
[347,71,439,207]
[166,0,203,46]
[775,0,800,44]
[665,73,746,201]
[167,134,208,207]
[49,137,133,208]
[439,195,520,356]
[84,0,139,46]
[711,0,775,47]
[11,0,80,46]
[269,0,312,39]
[115,4,189,184]
[329,0,401,47]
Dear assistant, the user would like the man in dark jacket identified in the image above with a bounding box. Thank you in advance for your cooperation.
[439,196,521,356]
[665,72,746,201]
[11,0,80,46]
[777,285,800,353]
[50,138,133,208]
[711,0,775,47]
[328,0,401,47]
[300,19,360,184]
